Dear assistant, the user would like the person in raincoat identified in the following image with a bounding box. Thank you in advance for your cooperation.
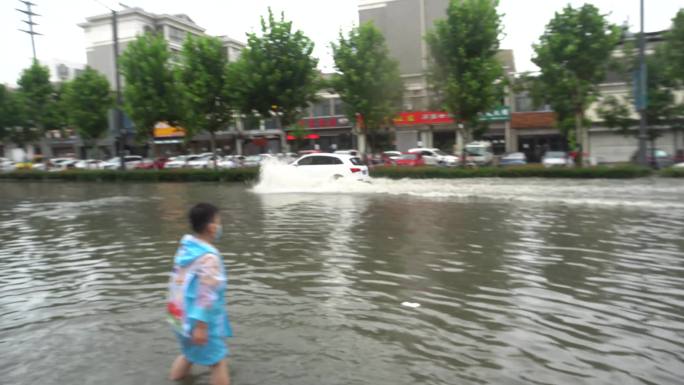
[167,203,232,385]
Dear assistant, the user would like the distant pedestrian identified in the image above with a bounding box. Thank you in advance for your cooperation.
[167,203,232,385]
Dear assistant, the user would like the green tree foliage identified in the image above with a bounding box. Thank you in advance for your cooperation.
[228,8,319,129]
[63,67,114,157]
[598,50,684,140]
[43,82,70,134]
[0,85,24,142]
[119,33,181,149]
[16,60,54,135]
[177,35,232,165]
[332,22,403,153]
[426,0,504,161]
[662,9,684,84]
[532,4,620,165]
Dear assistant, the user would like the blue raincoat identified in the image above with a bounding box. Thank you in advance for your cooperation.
[167,235,232,365]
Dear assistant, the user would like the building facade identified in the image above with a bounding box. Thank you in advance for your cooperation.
[74,7,247,158]
[359,0,516,154]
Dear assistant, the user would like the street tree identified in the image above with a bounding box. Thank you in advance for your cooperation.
[64,67,114,158]
[119,32,181,155]
[228,8,319,142]
[177,35,232,166]
[0,85,24,143]
[16,60,55,143]
[332,22,403,154]
[597,51,684,160]
[532,4,620,165]
[662,9,684,84]
[426,0,504,163]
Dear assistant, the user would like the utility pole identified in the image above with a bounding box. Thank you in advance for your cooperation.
[636,0,649,167]
[16,1,41,61]
[111,9,126,170]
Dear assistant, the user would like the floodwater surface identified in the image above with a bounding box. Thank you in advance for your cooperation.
[1,175,683,385]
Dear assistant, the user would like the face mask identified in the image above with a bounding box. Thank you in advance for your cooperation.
[214,224,223,242]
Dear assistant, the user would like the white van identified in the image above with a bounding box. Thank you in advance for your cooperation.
[465,142,494,166]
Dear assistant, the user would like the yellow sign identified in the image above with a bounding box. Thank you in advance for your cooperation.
[154,122,186,138]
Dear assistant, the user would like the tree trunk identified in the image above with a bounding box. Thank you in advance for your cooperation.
[458,126,468,167]
[210,131,217,170]
[574,111,583,167]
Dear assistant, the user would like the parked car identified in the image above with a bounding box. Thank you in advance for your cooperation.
[74,159,105,169]
[165,155,193,169]
[334,149,359,157]
[630,149,674,169]
[382,151,402,161]
[393,152,426,167]
[499,152,527,167]
[408,148,458,166]
[291,153,369,181]
[102,155,144,169]
[0,157,15,172]
[542,151,572,168]
[135,158,168,170]
[297,149,322,156]
[465,141,494,166]
[33,157,77,171]
[243,154,274,167]
[187,154,220,169]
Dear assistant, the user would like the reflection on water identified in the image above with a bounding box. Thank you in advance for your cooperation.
[1,180,684,385]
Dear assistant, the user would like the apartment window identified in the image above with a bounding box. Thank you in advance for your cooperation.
[332,98,345,116]
[312,100,331,117]
[168,26,186,42]
[515,92,550,112]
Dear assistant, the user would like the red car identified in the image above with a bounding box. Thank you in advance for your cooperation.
[135,158,169,170]
[393,152,425,167]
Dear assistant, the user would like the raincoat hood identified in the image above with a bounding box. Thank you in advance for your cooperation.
[174,234,219,267]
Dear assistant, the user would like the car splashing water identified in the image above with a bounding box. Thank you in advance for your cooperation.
[254,160,684,210]
[1,180,684,385]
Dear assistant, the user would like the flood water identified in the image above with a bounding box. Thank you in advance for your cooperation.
[1,175,684,385]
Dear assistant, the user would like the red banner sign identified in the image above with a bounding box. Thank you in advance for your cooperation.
[393,111,454,126]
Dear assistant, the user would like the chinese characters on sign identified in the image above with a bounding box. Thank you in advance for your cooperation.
[393,111,454,125]
[393,107,510,126]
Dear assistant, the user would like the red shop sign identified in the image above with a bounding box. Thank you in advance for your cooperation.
[393,111,454,126]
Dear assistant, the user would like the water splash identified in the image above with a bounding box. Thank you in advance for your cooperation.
[252,160,684,210]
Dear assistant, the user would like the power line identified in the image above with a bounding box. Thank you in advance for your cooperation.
[16,0,41,61]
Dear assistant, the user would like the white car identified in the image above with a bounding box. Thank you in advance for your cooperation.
[408,148,458,166]
[102,155,144,170]
[74,159,105,169]
[187,154,216,169]
[33,157,76,171]
[542,151,573,168]
[674,162,684,168]
[0,157,16,172]
[291,153,369,181]
[218,157,237,169]
[164,155,192,169]
[382,151,402,161]
[243,154,274,167]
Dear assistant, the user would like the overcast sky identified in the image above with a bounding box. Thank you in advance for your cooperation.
[1,0,683,85]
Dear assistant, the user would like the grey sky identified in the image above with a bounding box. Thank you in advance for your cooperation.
[1,0,683,85]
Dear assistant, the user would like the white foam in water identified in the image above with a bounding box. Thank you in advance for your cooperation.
[401,302,421,308]
[251,159,684,210]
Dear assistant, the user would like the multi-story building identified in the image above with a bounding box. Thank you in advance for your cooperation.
[359,0,516,153]
[74,7,247,158]
[509,31,684,163]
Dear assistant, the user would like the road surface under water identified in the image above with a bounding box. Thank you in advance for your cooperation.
[1,172,683,385]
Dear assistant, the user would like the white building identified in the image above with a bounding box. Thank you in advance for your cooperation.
[78,7,245,87]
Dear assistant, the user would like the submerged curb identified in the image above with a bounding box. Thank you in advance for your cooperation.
[0,165,681,182]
